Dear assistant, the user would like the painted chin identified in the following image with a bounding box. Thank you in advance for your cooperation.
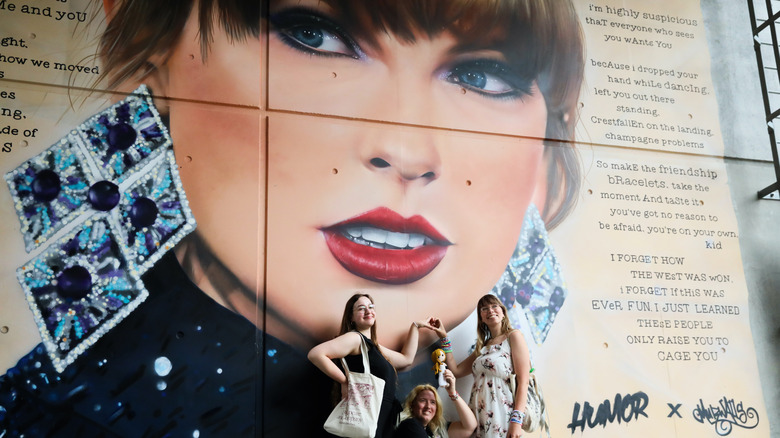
[321,207,451,285]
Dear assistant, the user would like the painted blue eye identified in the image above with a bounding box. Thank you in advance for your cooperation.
[290,27,324,48]
[457,71,487,89]
[287,26,353,56]
[272,9,360,59]
[446,60,532,99]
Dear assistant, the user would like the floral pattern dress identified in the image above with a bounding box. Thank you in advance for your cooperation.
[469,338,514,438]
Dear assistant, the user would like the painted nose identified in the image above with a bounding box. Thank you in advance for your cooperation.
[361,127,441,184]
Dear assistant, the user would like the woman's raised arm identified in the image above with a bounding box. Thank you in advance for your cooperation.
[424,317,476,378]
[443,370,477,438]
[378,321,429,370]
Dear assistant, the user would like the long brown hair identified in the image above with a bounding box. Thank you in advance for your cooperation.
[475,294,514,351]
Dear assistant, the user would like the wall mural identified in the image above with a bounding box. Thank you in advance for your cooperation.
[0,0,768,437]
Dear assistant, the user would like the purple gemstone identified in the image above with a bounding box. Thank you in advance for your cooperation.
[31,169,61,202]
[129,197,158,228]
[107,122,137,150]
[88,181,120,211]
[57,266,92,300]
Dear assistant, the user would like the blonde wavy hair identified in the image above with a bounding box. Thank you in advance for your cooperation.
[403,385,446,437]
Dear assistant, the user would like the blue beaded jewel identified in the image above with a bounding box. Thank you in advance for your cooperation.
[491,204,567,344]
[5,85,196,373]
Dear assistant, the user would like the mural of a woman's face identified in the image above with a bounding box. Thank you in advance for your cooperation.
[265,0,548,348]
[156,0,549,349]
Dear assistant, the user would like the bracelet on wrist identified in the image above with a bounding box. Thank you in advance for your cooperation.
[449,392,460,401]
[509,409,526,425]
[440,336,453,354]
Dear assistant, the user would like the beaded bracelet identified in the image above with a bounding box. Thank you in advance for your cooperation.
[449,392,460,401]
[440,336,453,354]
[509,409,526,425]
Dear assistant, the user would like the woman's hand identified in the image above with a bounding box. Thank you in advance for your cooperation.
[380,320,433,369]
[443,369,457,396]
[413,320,434,331]
[508,420,523,438]
[425,317,448,338]
[426,319,478,379]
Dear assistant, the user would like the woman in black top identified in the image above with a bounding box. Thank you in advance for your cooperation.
[309,293,430,437]
[395,370,476,438]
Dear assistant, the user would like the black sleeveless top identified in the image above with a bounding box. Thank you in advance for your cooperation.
[340,332,401,438]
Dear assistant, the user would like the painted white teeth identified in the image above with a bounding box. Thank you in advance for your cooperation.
[361,227,386,244]
[408,234,425,247]
[385,231,410,248]
[342,226,431,249]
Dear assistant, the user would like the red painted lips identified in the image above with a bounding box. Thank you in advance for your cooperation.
[321,207,451,284]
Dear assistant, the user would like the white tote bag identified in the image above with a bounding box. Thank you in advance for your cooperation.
[324,336,386,438]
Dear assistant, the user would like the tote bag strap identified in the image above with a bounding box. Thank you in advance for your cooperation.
[340,333,371,376]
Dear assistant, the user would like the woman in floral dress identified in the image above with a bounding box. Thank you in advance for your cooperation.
[428,294,532,438]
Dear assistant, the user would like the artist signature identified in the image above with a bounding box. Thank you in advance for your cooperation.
[692,396,759,436]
